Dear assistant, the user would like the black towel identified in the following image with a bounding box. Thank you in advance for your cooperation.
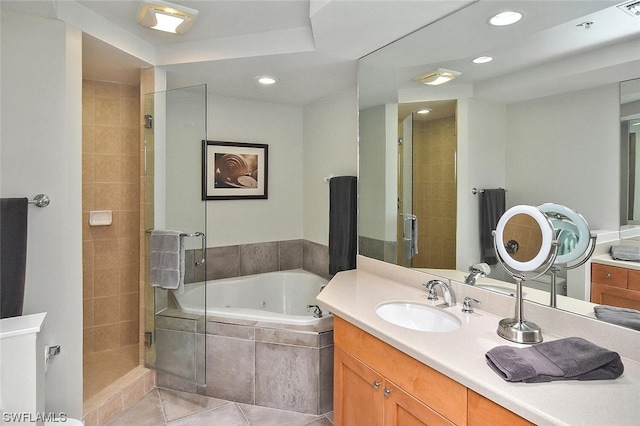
[480,188,505,264]
[329,176,357,275]
[1,198,29,319]
[486,337,624,383]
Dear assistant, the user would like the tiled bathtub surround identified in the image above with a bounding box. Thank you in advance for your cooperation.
[155,314,334,415]
[183,239,331,284]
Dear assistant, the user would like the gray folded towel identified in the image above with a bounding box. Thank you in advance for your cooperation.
[486,337,624,383]
[610,245,640,261]
[594,305,640,331]
[150,230,185,293]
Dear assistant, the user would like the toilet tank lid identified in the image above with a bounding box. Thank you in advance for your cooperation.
[0,312,47,339]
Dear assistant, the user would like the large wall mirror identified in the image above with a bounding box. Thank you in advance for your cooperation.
[358,0,640,321]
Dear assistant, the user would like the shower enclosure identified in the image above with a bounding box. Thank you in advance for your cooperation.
[143,84,208,384]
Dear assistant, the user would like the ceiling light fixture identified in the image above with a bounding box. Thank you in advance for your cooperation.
[137,0,199,34]
[415,68,461,86]
[489,11,522,26]
[257,76,278,85]
[473,56,493,64]
[417,109,431,114]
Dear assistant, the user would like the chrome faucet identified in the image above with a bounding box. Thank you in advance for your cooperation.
[423,279,457,307]
[307,304,323,318]
[464,264,487,286]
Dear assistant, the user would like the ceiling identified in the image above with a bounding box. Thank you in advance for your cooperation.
[3,0,640,107]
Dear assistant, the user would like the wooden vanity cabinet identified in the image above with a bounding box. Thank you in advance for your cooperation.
[591,263,640,310]
[334,316,532,426]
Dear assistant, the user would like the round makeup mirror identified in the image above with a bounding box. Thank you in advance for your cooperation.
[537,203,596,307]
[495,205,556,274]
[538,203,591,264]
[493,205,558,344]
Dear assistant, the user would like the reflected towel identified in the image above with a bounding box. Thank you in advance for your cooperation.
[486,337,624,383]
[329,176,357,275]
[594,305,640,331]
[1,198,29,319]
[480,189,506,265]
[610,245,640,262]
[150,230,185,293]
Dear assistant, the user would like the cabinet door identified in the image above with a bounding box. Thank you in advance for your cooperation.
[383,381,455,426]
[467,390,533,426]
[591,282,640,310]
[334,346,384,426]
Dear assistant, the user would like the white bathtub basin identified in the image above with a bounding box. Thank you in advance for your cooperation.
[376,302,461,332]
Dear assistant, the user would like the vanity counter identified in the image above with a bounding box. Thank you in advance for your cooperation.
[317,267,640,426]
[592,253,640,271]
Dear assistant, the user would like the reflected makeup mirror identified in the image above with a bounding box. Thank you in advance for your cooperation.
[538,203,596,307]
[494,205,558,343]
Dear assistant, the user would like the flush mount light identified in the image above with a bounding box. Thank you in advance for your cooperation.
[489,11,522,26]
[415,68,461,86]
[473,56,493,64]
[257,76,278,85]
[137,0,199,34]
[417,109,431,114]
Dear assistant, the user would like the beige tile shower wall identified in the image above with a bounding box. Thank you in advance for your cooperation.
[412,116,457,269]
[83,79,141,355]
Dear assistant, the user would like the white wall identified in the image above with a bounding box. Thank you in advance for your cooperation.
[505,84,620,231]
[456,98,506,269]
[205,95,304,247]
[1,11,83,418]
[302,88,358,245]
[358,104,398,243]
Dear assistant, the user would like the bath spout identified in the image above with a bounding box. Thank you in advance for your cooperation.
[307,304,323,318]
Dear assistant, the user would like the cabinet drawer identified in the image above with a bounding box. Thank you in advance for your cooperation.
[591,264,627,288]
[591,283,640,310]
[628,270,640,292]
[334,316,467,425]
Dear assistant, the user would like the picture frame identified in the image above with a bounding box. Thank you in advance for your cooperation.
[202,140,268,200]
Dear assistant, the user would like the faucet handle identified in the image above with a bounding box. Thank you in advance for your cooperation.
[422,282,439,301]
[462,297,480,313]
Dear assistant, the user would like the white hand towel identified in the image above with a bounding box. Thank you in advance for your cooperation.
[150,230,185,294]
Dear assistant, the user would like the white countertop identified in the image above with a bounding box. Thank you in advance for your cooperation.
[592,253,640,271]
[317,268,640,426]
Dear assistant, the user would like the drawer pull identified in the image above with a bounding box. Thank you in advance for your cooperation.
[605,273,611,279]
[373,381,380,389]
[384,388,392,397]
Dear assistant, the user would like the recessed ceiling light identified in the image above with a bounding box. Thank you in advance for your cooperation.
[472,56,493,64]
[417,109,431,114]
[257,76,278,85]
[415,68,461,86]
[137,0,199,34]
[489,11,522,26]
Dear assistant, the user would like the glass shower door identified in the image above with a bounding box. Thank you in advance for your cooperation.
[143,84,207,385]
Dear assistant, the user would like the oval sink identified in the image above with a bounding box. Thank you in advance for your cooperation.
[376,302,461,332]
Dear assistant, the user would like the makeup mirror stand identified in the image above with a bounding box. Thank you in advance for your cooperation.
[494,238,559,344]
[549,233,597,308]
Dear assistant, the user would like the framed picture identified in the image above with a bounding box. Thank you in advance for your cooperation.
[202,140,268,200]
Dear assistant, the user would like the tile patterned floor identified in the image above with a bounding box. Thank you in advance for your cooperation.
[106,387,334,426]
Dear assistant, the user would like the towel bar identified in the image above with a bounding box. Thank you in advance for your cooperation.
[28,194,50,207]
[472,187,507,195]
[146,229,206,266]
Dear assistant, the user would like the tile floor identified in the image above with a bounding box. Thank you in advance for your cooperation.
[106,387,334,426]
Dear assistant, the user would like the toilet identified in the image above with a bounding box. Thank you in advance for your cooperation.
[0,312,83,425]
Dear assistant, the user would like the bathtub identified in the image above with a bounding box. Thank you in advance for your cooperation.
[172,269,330,325]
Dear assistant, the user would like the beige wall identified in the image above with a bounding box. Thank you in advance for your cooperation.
[82,80,141,355]
[413,116,457,268]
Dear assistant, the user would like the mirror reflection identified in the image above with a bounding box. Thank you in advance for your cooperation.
[357,0,640,320]
[502,214,542,264]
